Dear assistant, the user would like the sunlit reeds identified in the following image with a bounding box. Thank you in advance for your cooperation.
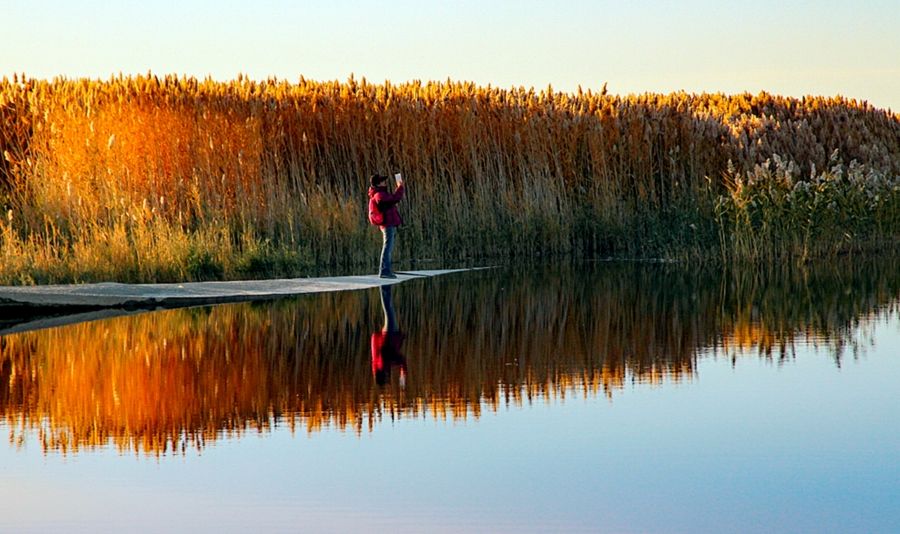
[1,74,899,282]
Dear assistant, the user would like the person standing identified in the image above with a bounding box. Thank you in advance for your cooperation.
[368,172,405,278]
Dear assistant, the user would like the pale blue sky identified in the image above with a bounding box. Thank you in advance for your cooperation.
[2,0,898,110]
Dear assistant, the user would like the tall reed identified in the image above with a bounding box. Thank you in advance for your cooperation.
[1,74,899,282]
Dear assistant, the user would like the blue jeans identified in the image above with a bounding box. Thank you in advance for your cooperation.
[379,226,396,276]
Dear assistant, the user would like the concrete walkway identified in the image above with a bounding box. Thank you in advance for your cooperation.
[0,269,475,309]
[0,269,481,336]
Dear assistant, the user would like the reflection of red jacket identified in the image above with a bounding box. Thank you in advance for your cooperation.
[371,331,407,381]
[367,184,405,227]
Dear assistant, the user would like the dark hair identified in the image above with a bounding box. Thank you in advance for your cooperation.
[370,174,387,187]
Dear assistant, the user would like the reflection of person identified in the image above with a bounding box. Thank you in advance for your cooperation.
[367,172,405,278]
[371,286,407,386]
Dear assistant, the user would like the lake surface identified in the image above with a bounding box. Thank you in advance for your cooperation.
[1,260,899,533]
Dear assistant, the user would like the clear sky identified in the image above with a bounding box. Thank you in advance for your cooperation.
[3,0,898,111]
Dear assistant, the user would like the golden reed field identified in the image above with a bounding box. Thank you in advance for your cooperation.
[1,74,899,282]
[2,260,896,455]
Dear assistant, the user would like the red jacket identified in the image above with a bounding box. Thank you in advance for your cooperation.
[368,184,405,227]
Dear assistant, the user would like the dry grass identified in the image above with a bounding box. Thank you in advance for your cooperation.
[1,74,899,283]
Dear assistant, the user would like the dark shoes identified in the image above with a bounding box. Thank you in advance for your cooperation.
[379,273,398,279]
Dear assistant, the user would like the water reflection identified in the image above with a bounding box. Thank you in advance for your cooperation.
[1,258,898,455]
[372,286,407,387]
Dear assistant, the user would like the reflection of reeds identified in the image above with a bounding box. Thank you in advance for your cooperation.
[715,259,900,361]
[1,258,898,455]
[1,75,898,283]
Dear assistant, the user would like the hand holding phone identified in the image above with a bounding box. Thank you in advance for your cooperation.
[394,172,404,186]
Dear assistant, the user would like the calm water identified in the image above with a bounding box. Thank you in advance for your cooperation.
[1,260,899,533]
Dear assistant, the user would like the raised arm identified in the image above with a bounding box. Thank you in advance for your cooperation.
[374,183,405,207]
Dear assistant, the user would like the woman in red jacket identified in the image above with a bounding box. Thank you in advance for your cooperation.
[367,173,406,278]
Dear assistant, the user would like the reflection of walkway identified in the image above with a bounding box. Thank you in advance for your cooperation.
[371,286,407,386]
[0,268,482,336]
[4,260,894,454]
